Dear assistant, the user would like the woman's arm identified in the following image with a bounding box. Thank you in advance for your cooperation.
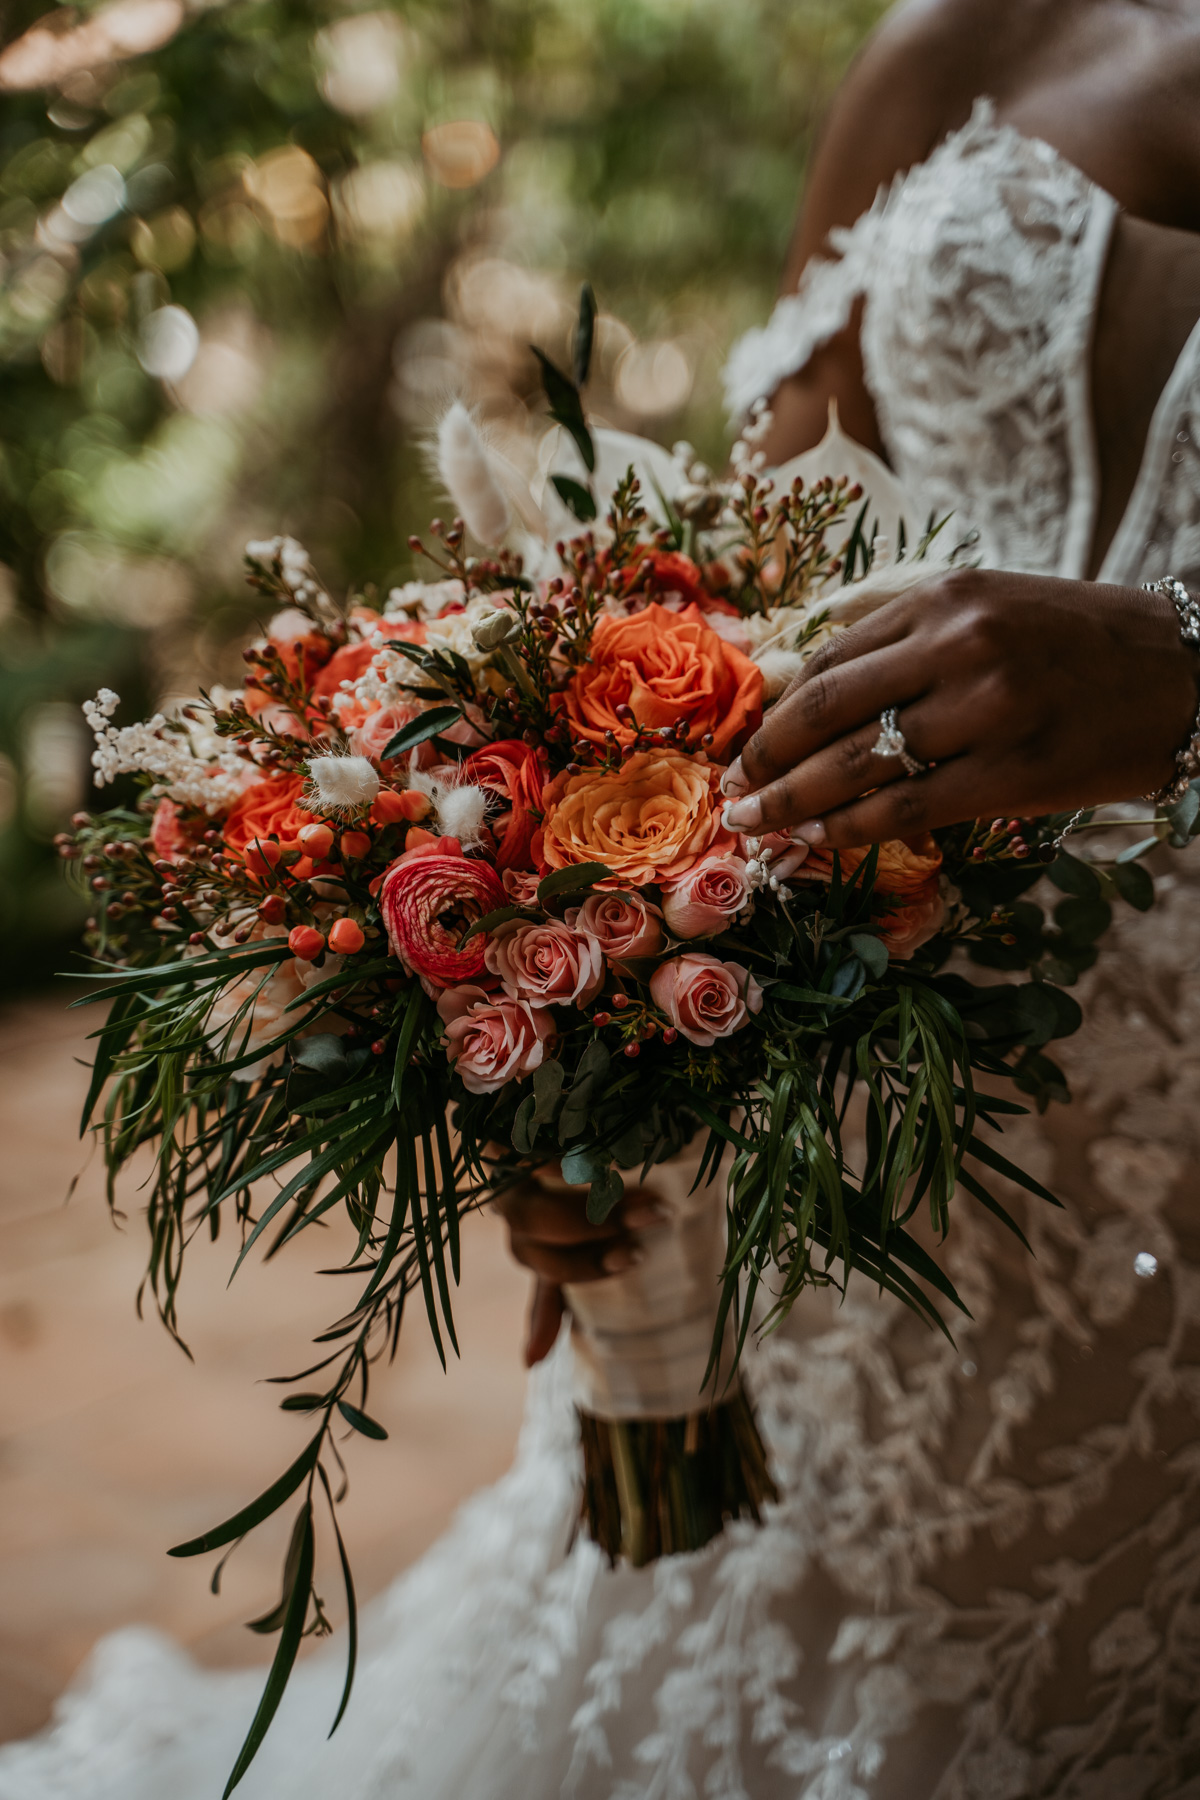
[754,0,987,465]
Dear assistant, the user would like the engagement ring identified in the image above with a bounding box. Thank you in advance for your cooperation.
[872,706,926,777]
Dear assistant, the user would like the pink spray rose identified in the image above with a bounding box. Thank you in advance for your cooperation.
[661,854,751,939]
[349,702,422,765]
[437,984,556,1094]
[379,836,506,989]
[564,891,665,967]
[484,917,604,1006]
[649,953,763,1047]
[503,867,543,906]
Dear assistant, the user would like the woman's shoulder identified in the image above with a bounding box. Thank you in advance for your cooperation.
[787,0,1021,271]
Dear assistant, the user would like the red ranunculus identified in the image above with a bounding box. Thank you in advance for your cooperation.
[379,840,506,988]
[461,739,546,870]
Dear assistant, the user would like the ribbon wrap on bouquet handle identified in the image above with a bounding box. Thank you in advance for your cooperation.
[561,1140,737,1420]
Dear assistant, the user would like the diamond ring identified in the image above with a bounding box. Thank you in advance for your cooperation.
[871,707,927,777]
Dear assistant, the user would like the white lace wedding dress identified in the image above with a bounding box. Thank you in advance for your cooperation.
[6,100,1200,1800]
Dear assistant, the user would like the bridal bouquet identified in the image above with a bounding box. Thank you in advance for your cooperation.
[60,294,1194,1792]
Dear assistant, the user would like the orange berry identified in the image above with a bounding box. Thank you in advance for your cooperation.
[288,924,324,961]
[257,894,287,924]
[370,789,411,826]
[298,822,335,859]
[340,830,372,861]
[328,917,365,954]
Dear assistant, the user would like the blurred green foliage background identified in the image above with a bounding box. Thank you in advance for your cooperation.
[0,0,885,989]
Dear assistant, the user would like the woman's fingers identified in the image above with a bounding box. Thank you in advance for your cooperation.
[725,694,969,837]
[525,1279,565,1367]
[495,1181,665,1245]
[734,635,925,799]
[507,1234,642,1285]
[813,753,999,846]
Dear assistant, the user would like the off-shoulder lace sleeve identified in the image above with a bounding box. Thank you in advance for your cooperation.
[722,196,889,420]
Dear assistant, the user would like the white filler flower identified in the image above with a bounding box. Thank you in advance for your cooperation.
[306,754,380,816]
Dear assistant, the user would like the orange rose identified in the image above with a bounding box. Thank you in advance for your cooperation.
[559,602,762,758]
[222,773,322,867]
[535,748,733,891]
[799,834,945,960]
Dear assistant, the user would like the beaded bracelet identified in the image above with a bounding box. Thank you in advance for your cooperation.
[1144,576,1200,807]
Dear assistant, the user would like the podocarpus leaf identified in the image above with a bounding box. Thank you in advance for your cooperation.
[337,1400,388,1440]
[380,706,461,761]
[245,1500,311,1633]
[222,1502,314,1797]
[317,1464,358,1736]
[169,1432,321,1556]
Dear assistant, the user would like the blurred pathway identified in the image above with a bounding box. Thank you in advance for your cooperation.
[0,995,529,1743]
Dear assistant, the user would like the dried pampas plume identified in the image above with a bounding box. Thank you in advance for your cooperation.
[436,403,511,547]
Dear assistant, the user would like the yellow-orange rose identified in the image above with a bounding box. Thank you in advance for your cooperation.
[535,749,733,890]
[559,602,763,758]
[799,834,944,959]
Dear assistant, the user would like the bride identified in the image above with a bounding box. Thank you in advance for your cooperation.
[5,1,1200,1794]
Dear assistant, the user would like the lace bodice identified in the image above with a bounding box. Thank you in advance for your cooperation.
[725,99,1200,589]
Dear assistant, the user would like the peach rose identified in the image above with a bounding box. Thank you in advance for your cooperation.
[222,773,321,863]
[661,854,751,939]
[536,748,733,891]
[649,953,763,1047]
[559,602,762,757]
[484,918,603,1006]
[564,891,665,966]
[437,984,556,1094]
[798,834,945,960]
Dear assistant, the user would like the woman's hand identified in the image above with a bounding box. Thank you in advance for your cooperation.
[493,1168,667,1366]
[721,569,1199,847]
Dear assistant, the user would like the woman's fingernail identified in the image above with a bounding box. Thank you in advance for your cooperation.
[794,819,826,846]
[602,1244,642,1275]
[720,758,749,797]
[623,1202,669,1231]
[723,795,763,830]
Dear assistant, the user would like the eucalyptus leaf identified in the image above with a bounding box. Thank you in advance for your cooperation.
[848,932,888,979]
[586,1164,624,1224]
[1048,851,1102,898]
[1111,859,1155,911]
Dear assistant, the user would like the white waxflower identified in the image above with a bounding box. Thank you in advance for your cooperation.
[384,578,465,619]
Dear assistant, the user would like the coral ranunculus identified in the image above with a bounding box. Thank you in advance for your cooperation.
[222,773,321,862]
[798,834,945,960]
[379,843,506,988]
[560,602,762,757]
[461,739,546,870]
[535,748,732,891]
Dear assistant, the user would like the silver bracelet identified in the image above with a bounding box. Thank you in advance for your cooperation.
[1143,576,1200,807]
